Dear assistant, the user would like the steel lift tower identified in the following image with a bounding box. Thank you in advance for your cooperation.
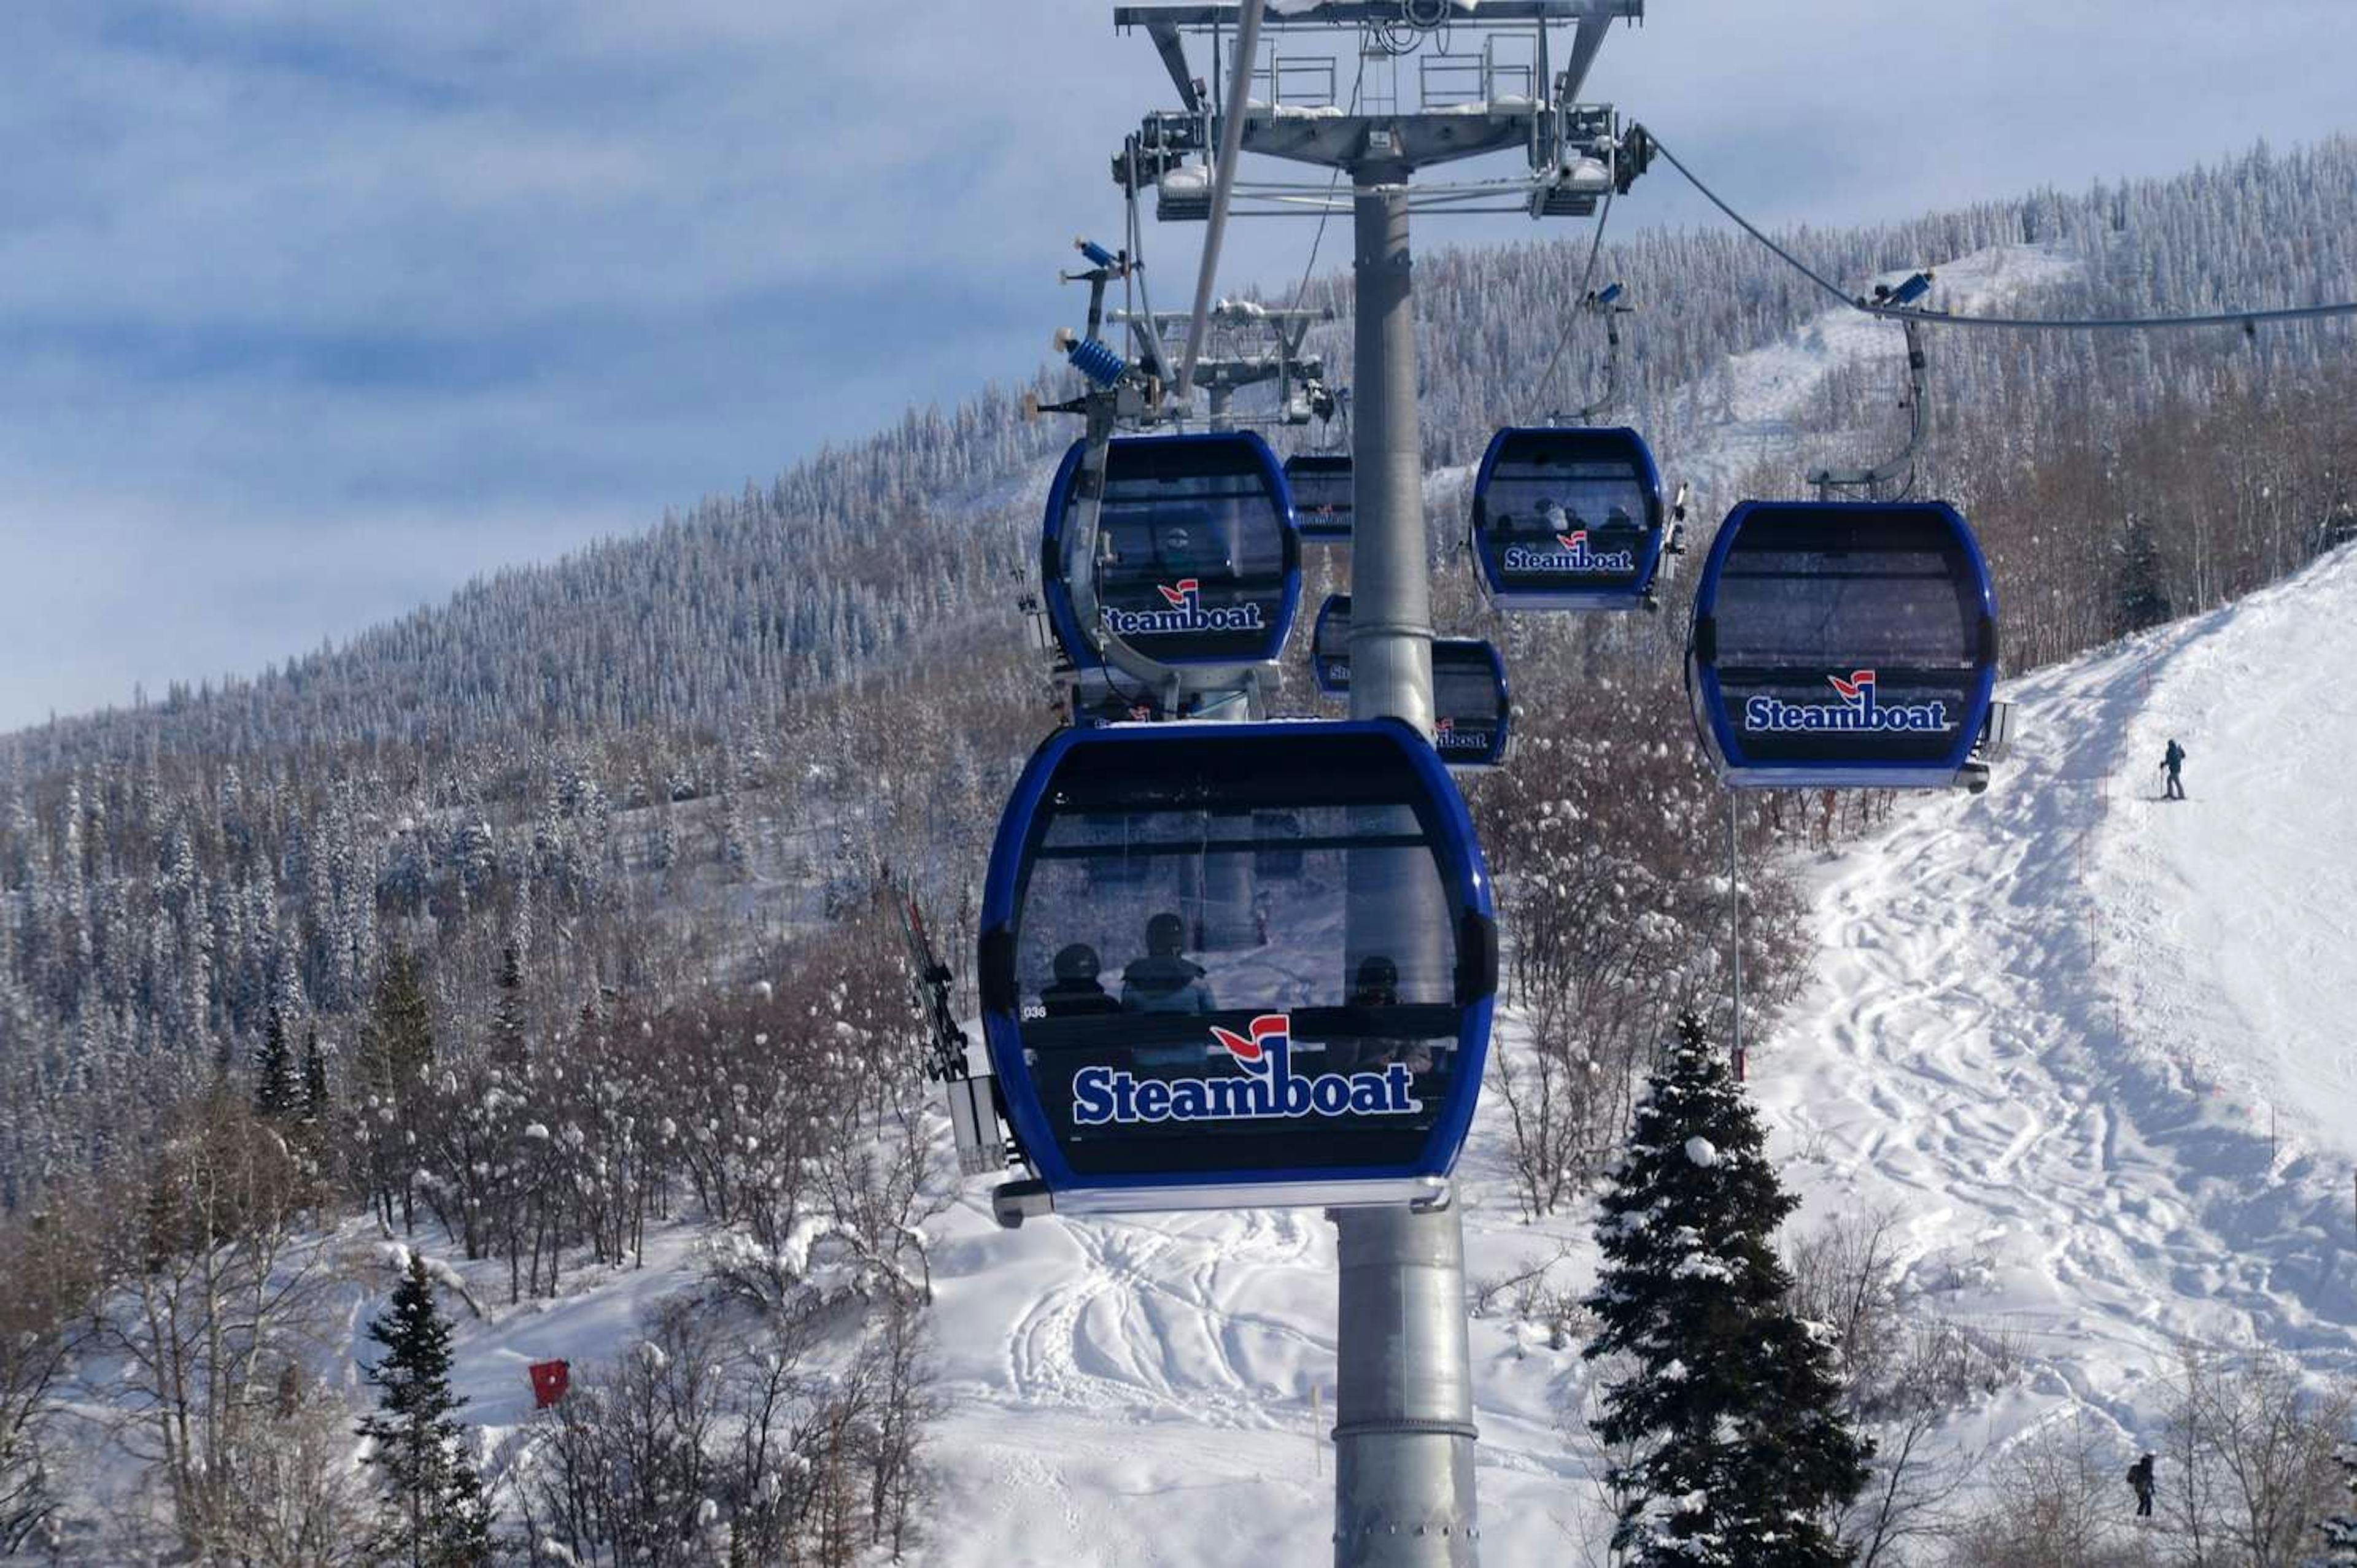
[1110,5,1647,1562]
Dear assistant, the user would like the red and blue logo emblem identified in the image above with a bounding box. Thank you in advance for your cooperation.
[1209,1013,1284,1064]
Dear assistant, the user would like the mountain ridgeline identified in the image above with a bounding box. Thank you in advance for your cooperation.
[2,138,2355,1211]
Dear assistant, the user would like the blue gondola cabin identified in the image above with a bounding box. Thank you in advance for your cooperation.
[1687,500,2000,791]
[1471,427,1670,611]
[978,720,1498,1216]
[1041,433,1301,671]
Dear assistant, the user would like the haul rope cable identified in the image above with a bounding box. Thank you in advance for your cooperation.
[1637,126,2357,334]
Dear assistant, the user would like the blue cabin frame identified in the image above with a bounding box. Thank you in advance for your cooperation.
[1471,427,1668,611]
[977,719,1498,1214]
[1687,500,1999,790]
[1040,433,1301,672]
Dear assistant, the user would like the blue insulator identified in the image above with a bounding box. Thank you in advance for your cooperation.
[1067,337,1128,388]
[1593,281,1624,308]
[1077,238,1119,269]
[1887,272,1933,307]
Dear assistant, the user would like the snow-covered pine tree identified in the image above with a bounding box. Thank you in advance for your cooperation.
[1582,1011,1870,1567]
[357,1255,490,1567]
[360,949,435,1094]
[2111,514,2173,636]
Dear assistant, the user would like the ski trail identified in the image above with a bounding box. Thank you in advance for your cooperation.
[1759,544,2357,1453]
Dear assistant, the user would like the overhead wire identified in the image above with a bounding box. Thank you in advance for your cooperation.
[1637,126,2357,334]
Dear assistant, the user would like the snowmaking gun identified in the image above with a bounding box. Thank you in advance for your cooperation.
[886,878,1012,1178]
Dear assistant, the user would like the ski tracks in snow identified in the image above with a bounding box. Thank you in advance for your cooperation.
[993,1207,1327,1427]
[927,1195,1329,1431]
[1760,550,2357,1450]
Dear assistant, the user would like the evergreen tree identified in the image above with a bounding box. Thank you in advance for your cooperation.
[300,1027,330,1124]
[357,1256,490,1567]
[2111,514,2173,636]
[1583,1012,1870,1566]
[252,1002,298,1119]
[360,949,436,1096]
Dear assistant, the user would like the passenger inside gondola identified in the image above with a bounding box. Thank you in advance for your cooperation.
[1040,943,1121,1018]
[1121,912,1215,1014]
[1155,523,1228,579]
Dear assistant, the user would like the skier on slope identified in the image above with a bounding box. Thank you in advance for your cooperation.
[2160,737,2187,800]
[2127,1451,2157,1518]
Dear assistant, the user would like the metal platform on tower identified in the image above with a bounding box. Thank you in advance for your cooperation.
[1113,0,1647,217]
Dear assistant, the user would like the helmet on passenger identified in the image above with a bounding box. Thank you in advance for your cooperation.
[1053,943,1101,983]
[1145,912,1186,956]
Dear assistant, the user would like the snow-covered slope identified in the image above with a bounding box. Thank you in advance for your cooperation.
[905,540,2357,1562]
[1757,540,2357,1450]
[1406,241,2083,521]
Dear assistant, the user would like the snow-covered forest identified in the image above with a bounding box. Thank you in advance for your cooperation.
[2,137,2355,1558]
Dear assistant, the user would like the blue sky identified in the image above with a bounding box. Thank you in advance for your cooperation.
[1,0,2350,730]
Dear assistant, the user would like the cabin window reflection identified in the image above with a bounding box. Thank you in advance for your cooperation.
[1016,801,1457,1020]
[1715,545,1981,667]
[1485,461,1651,545]
[1091,472,1287,590]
